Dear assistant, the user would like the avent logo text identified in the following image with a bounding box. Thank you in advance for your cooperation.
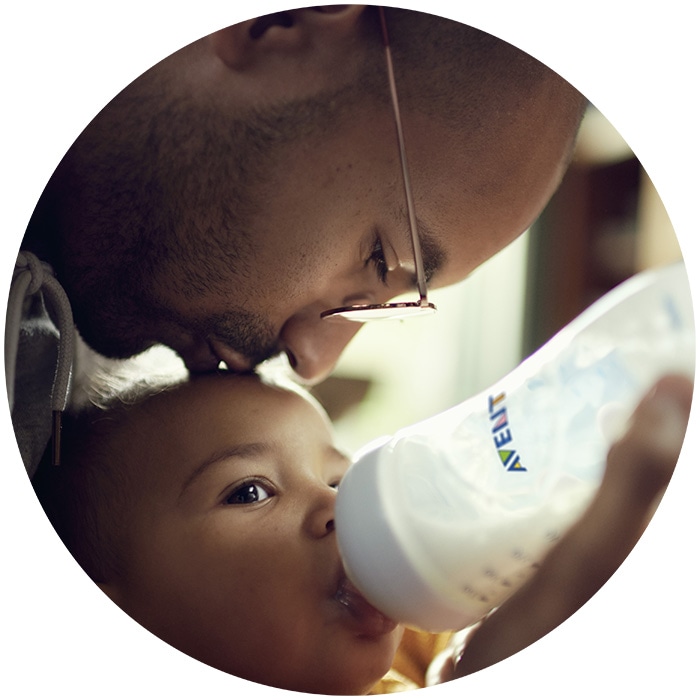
[488,392,526,472]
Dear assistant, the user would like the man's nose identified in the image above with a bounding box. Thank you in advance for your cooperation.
[279,312,363,385]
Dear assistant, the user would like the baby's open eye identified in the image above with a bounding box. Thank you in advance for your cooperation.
[225,481,273,505]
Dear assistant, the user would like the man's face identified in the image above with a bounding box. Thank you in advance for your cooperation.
[52,18,579,385]
[103,99,574,384]
[105,375,403,694]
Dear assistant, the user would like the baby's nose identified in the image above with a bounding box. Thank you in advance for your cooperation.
[305,485,337,538]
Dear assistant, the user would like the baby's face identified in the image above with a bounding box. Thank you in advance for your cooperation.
[104,374,402,694]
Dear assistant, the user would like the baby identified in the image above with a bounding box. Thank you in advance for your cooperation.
[34,372,406,694]
[32,370,691,694]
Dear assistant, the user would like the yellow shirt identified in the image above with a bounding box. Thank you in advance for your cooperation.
[370,629,453,694]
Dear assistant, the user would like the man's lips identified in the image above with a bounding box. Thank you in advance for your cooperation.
[178,338,256,374]
[208,338,256,373]
[178,344,219,373]
[334,576,398,638]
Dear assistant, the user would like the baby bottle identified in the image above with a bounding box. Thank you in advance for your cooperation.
[335,261,695,632]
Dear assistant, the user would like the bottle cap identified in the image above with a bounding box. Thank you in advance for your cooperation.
[336,446,476,632]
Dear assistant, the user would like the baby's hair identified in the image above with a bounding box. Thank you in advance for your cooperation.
[32,355,321,584]
[33,369,187,583]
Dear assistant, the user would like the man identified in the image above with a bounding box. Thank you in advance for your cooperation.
[3,3,694,695]
[9,6,591,474]
[18,6,584,373]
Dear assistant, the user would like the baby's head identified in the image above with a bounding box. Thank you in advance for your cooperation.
[34,373,403,694]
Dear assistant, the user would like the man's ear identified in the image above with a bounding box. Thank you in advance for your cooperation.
[208,5,368,71]
[97,581,122,606]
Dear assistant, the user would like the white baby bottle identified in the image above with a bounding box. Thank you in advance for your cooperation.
[335,261,695,632]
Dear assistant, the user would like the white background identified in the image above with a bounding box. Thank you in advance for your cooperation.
[2,2,698,698]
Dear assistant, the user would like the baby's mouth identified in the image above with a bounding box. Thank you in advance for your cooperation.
[334,576,398,638]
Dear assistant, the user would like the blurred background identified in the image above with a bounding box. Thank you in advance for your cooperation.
[312,104,686,456]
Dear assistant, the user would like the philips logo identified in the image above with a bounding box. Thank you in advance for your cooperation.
[488,392,526,472]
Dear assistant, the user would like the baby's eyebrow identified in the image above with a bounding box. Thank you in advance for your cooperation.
[180,442,270,497]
